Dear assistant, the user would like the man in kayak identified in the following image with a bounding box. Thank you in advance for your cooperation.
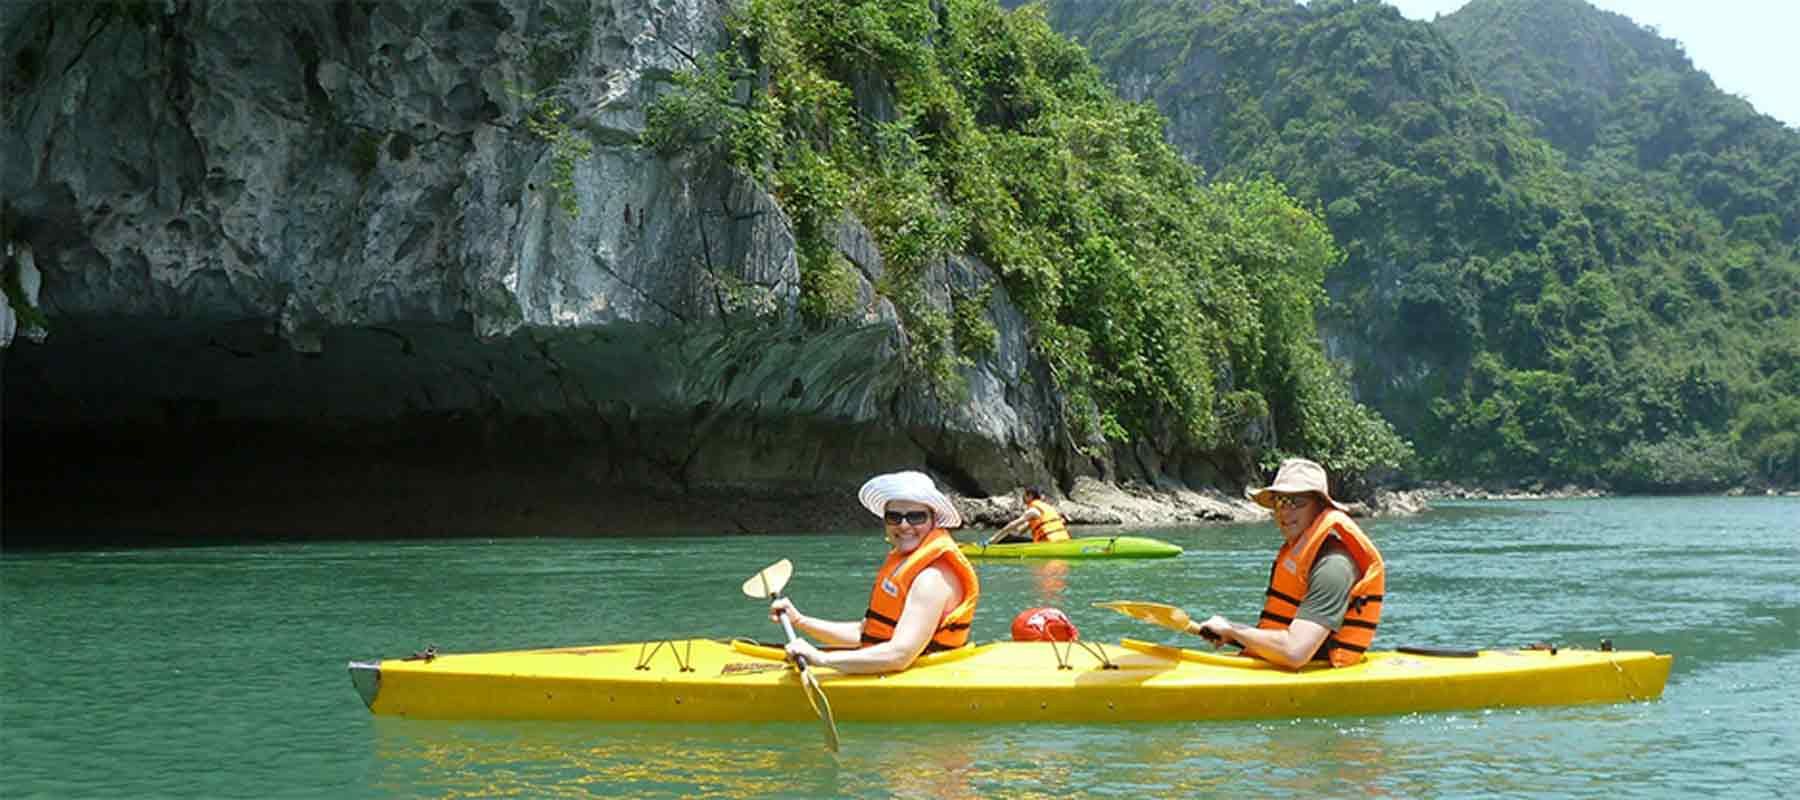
[1190,458,1385,669]
[770,470,981,674]
[986,486,1070,544]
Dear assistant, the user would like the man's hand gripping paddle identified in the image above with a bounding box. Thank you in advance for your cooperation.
[1093,600,1225,644]
[743,559,840,752]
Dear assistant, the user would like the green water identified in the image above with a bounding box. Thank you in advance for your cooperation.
[3,497,1795,796]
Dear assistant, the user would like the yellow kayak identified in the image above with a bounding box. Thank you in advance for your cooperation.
[348,637,1671,722]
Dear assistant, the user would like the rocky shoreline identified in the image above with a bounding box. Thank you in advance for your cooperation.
[1410,482,1797,501]
[1412,482,1608,501]
[964,479,1798,536]
[8,461,1790,546]
[955,476,1435,530]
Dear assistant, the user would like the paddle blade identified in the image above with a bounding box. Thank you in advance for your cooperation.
[1093,600,1193,634]
[741,559,838,751]
[741,559,794,599]
[800,668,840,752]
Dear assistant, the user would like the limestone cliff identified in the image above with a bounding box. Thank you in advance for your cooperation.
[4,0,1233,538]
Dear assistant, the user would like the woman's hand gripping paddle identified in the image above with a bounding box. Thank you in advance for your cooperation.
[1093,600,1225,644]
[743,559,840,753]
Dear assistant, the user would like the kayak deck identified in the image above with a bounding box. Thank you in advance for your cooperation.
[959,536,1183,559]
[349,638,1670,723]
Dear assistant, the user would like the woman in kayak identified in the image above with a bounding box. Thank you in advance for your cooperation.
[770,470,981,674]
[1189,458,1386,669]
[986,486,1070,544]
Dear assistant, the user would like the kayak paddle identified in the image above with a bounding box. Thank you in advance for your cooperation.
[1100,601,1494,658]
[1093,600,1223,643]
[742,559,840,752]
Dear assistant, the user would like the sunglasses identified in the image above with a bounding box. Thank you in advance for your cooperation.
[1272,494,1315,510]
[883,510,932,526]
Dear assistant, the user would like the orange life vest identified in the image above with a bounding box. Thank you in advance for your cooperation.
[862,528,981,654]
[1257,509,1385,667]
[1027,499,1070,542]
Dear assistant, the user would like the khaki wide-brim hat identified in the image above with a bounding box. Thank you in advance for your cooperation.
[1245,458,1348,512]
[858,470,962,529]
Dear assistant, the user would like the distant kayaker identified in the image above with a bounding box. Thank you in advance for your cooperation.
[1189,458,1386,670]
[986,486,1071,544]
[769,471,981,674]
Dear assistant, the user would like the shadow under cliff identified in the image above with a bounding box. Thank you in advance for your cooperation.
[2,316,1060,547]
[2,418,885,548]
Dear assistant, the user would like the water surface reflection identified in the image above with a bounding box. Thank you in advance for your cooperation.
[370,717,1416,798]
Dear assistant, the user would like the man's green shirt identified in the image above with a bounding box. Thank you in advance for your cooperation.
[1294,541,1355,631]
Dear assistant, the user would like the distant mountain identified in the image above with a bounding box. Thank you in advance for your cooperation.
[1438,0,1800,238]
[1032,0,1799,489]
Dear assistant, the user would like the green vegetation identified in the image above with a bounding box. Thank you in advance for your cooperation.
[950,283,999,360]
[1441,0,1799,239]
[3,256,48,335]
[349,131,382,177]
[647,0,1407,476]
[513,3,599,218]
[524,97,593,218]
[1040,0,1800,490]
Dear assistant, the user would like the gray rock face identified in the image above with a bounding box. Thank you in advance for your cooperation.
[1,242,47,347]
[2,0,1097,537]
[5,0,757,333]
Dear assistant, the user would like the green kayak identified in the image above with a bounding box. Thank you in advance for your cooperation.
[959,535,1182,559]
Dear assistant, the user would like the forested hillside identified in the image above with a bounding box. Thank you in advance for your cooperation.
[647,0,1409,486]
[1436,0,1800,489]
[1441,0,1799,232]
[1034,0,1799,490]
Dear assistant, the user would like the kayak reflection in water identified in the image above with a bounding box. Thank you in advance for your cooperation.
[1190,458,1387,670]
[769,471,982,674]
[986,486,1071,544]
[1032,559,1069,603]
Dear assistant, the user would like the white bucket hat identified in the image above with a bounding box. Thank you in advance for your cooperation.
[1245,458,1347,512]
[858,470,962,529]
